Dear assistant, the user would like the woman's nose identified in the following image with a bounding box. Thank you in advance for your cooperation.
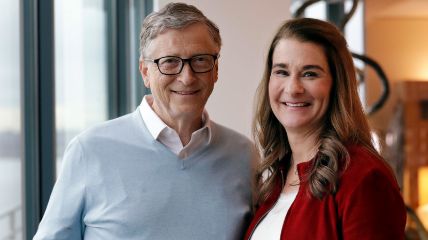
[285,76,304,94]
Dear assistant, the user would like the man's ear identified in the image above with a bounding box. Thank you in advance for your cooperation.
[140,61,150,88]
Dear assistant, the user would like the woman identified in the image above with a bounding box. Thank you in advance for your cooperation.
[245,18,406,240]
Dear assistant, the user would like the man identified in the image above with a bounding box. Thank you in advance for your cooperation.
[34,3,256,240]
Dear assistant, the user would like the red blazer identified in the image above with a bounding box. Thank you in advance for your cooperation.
[244,145,407,240]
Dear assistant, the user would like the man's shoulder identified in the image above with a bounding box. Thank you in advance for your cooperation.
[210,121,251,143]
[209,121,256,155]
[76,111,143,143]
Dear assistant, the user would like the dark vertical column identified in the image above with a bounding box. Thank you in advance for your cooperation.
[38,0,56,216]
[117,0,131,116]
[106,0,119,119]
[22,0,41,237]
[326,1,345,29]
[131,0,152,109]
[22,0,56,238]
[107,0,133,119]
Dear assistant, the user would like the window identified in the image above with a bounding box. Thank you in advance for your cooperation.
[55,0,109,173]
[14,0,151,237]
[0,0,23,239]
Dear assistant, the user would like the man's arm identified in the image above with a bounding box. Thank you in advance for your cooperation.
[33,138,86,240]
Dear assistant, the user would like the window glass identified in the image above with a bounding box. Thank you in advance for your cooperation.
[55,0,108,173]
[0,0,23,239]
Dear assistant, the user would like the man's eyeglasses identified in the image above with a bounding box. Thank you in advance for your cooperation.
[144,54,218,75]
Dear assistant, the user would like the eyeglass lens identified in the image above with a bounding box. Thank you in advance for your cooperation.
[157,55,215,75]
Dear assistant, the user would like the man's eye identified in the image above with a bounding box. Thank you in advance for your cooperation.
[160,58,180,65]
[194,57,206,62]
[192,56,210,64]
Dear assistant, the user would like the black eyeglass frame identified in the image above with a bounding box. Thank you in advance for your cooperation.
[144,54,219,75]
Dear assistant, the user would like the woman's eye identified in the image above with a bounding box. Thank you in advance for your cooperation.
[303,71,318,78]
[273,70,289,76]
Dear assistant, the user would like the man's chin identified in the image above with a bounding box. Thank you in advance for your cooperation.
[172,106,204,117]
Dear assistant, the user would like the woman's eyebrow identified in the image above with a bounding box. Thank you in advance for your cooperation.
[272,63,287,68]
[302,64,326,72]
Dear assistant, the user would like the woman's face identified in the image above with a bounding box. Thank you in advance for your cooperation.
[268,38,333,135]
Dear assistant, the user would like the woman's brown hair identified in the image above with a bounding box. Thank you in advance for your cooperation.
[253,18,379,204]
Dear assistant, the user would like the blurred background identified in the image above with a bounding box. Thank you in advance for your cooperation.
[0,0,427,239]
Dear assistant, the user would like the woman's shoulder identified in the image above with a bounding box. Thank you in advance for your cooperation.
[334,145,406,238]
[344,144,391,174]
[338,144,399,194]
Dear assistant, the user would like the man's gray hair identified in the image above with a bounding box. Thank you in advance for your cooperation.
[139,2,221,59]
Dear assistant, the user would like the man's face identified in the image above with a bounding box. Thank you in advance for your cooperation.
[140,23,219,123]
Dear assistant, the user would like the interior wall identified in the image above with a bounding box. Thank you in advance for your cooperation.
[154,0,291,137]
[151,0,428,139]
[365,0,428,135]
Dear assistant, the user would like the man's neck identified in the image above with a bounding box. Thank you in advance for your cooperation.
[148,97,203,146]
[170,117,203,146]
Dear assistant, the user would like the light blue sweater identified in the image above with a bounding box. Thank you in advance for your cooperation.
[34,109,255,240]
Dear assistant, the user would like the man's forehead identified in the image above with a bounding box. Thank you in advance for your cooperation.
[145,26,220,58]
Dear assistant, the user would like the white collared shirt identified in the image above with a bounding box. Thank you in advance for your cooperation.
[139,95,212,158]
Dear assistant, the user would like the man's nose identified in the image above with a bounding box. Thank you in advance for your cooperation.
[177,63,196,85]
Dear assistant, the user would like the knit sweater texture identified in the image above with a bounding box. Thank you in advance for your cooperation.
[34,109,255,240]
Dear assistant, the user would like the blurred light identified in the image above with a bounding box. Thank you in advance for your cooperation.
[417,204,428,229]
[419,166,428,206]
[371,131,381,153]
[375,0,428,19]
[417,167,428,229]
[415,60,428,81]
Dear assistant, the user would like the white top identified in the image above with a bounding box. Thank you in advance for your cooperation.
[139,95,212,158]
[250,190,298,240]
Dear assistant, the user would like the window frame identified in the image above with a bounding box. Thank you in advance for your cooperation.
[21,0,152,238]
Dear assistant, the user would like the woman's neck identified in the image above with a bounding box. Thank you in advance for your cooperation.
[288,131,320,165]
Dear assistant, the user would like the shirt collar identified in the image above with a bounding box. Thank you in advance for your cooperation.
[139,95,212,142]
[140,95,167,140]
